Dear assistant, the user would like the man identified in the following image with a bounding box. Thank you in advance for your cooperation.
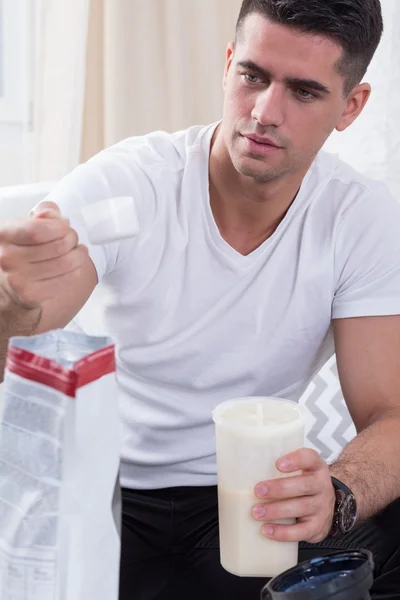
[0,0,399,598]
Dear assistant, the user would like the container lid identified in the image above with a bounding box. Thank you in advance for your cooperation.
[261,550,374,599]
[212,397,305,431]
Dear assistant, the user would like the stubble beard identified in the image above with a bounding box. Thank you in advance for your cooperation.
[227,130,293,183]
[232,152,293,184]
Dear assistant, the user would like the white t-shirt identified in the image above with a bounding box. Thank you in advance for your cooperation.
[49,122,400,489]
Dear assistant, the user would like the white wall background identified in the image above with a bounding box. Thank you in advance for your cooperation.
[0,0,33,186]
[323,0,400,200]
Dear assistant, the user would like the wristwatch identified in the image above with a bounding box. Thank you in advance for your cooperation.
[329,476,358,537]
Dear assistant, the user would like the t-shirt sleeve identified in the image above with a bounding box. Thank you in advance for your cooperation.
[332,183,400,319]
[36,141,157,281]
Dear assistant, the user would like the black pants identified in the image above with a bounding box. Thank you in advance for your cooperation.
[119,486,400,599]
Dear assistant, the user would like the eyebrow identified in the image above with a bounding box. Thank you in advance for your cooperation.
[236,60,331,95]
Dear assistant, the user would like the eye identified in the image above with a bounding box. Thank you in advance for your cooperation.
[244,72,261,84]
[295,88,317,101]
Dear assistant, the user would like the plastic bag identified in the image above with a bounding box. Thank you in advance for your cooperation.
[0,329,121,600]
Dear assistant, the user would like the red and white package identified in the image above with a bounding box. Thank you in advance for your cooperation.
[0,329,121,600]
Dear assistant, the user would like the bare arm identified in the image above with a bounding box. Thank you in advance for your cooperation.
[0,203,98,380]
[250,314,400,544]
[331,315,400,520]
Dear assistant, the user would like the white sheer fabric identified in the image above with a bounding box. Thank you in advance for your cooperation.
[81,0,242,160]
[32,0,90,181]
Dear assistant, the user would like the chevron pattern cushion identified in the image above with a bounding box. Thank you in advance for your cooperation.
[300,356,356,463]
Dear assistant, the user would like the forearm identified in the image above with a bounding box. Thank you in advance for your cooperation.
[0,284,41,381]
[330,412,400,521]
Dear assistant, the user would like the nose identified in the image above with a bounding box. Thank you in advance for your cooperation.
[251,84,285,128]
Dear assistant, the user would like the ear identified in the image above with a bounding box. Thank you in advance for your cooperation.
[336,83,371,132]
[223,41,235,91]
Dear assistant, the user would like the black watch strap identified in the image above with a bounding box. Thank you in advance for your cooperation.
[330,476,358,537]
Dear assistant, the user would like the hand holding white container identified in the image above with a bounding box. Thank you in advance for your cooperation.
[212,397,305,578]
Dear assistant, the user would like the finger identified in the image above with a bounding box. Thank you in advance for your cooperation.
[276,448,325,474]
[34,209,65,220]
[32,245,88,281]
[0,231,79,271]
[30,201,62,219]
[255,473,321,500]
[261,520,321,543]
[0,218,71,246]
[10,264,85,307]
[5,245,88,286]
[30,229,78,262]
[252,496,317,522]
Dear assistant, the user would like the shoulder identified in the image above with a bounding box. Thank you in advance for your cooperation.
[48,122,216,216]
[308,150,400,225]
[89,122,217,177]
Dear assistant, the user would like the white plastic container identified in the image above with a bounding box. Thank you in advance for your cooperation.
[212,397,305,578]
[81,196,139,244]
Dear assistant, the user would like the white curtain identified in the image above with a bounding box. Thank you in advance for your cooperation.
[0,0,33,187]
[32,0,91,181]
[32,0,242,177]
[323,0,400,200]
[81,0,242,161]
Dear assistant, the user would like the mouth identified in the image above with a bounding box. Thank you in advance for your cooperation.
[242,134,282,148]
[240,133,283,155]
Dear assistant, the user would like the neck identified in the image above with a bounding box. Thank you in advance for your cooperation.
[209,126,310,255]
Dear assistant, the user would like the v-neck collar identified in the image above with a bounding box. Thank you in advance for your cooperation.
[199,122,313,269]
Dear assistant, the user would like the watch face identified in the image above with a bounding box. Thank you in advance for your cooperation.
[339,495,358,533]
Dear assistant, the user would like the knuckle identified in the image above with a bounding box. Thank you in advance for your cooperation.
[304,448,318,463]
[303,447,318,463]
[303,528,317,543]
[78,243,89,257]
[302,516,329,543]
[54,236,71,257]
[305,496,318,514]
[262,505,275,520]
[70,228,79,247]
[27,223,45,245]
[279,504,292,520]
[76,245,89,264]
[302,476,315,495]
[29,219,68,245]
[59,255,75,273]
[281,479,296,497]
[75,245,89,265]
[0,247,13,272]
[18,289,37,308]
[60,248,82,272]
[8,278,39,307]
[308,531,326,544]
[5,275,38,308]
[277,527,290,542]
[57,219,71,235]
[5,273,23,293]
[266,482,278,498]
[47,220,67,241]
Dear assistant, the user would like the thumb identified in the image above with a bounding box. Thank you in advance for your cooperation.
[30,201,63,220]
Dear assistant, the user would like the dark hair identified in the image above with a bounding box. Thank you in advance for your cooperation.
[236,0,383,95]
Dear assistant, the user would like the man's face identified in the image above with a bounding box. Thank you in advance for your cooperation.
[221,14,354,183]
